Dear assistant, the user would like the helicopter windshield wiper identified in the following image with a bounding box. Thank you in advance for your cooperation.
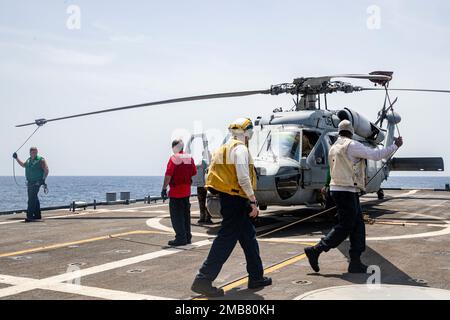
[257,130,272,158]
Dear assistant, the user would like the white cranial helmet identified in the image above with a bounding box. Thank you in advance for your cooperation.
[338,120,354,135]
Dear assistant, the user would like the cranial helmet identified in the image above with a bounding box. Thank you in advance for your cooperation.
[338,119,354,135]
[228,118,254,139]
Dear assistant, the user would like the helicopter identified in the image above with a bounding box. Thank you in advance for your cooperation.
[185,72,446,212]
[16,71,447,214]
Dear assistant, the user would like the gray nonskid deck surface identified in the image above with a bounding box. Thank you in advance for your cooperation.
[0,190,449,300]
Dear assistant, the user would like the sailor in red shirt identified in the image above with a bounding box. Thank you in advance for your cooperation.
[161,139,197,246]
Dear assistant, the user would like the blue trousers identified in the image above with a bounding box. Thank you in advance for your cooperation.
[169,197,192,243]
[196,193,264,282]
[319,191,366,259]
[27,182,42,220]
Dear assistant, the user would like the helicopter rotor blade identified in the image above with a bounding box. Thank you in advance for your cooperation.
[329,74,392,81]
[360,88,450,94]
[297,73,392,87]
[15,89,271,128]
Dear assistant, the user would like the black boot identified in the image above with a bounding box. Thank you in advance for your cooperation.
[197,213,206,224]
[191,278,224,297]
[168,239,187,246]
[203,218,214,225]
[304,245,323,272]
[248,276,272,289]
[348,259,368,273]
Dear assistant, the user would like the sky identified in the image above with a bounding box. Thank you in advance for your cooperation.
[0,0,449,176]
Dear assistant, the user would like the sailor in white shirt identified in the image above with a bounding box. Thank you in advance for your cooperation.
[304,120,403,274]
[192,118,272,297]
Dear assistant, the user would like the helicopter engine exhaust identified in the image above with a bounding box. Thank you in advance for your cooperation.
[337,108,385,143]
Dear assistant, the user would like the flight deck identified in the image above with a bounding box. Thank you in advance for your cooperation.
[0,189,449,300]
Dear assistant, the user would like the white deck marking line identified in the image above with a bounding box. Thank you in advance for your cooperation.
[0,201,198,226]
[147,210,450,243]
[146,215,309,239]
[111,200,198,212]
[0,274,30,286]
[0,274,174,300]
[0,239,212,299]
[293,284,450,300]
[392,190,419,198]
[0,211,101,225]
[124,210,201,217]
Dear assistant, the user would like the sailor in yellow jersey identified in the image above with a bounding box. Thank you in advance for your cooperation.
[191,118,272,297]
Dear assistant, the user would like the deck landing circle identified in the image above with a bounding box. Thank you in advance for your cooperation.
[294,284,450,300]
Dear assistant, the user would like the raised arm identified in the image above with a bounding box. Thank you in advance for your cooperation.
[13,153,26,168]
[348,137,403,161]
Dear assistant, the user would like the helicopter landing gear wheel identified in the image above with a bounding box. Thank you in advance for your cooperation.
[377,189,385,200]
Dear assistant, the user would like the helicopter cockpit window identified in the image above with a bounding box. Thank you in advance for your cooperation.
[313,140,326,165]
[256,130,301,162]
[301,130,320,158]
[328,135,338,145]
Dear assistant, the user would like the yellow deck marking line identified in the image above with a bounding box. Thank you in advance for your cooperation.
[258,239,316,246]
[372,221,419,226]
[221,253,308,292]
[0,230,171,258]
[193,250,313,299]
[0,239,212,299]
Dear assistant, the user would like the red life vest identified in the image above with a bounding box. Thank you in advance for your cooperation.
[165,152,197,198]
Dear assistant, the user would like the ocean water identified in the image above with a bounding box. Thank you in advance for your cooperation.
[0,176,449,212]
[0,176,165,212]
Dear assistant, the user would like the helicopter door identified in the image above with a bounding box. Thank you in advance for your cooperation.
[185,133,211,187]
[307,135,328,188]
[299,130,324,188]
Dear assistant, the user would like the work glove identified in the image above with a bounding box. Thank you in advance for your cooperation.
[161,189,168,200]
[394,136,403,148]
[43,183,49,194]
[12,152,18,159]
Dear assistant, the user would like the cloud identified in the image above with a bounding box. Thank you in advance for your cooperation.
[41,46,115,66]
[0,41,114,67]
[108,34,153,44]
[91,21,153,44]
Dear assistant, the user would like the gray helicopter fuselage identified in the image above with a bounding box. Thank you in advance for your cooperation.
[252,109,390,207]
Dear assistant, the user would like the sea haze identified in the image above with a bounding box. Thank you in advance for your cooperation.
[0,176,449,212]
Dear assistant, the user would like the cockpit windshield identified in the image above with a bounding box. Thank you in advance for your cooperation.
[249,126,322,163]
[251,127,301,162]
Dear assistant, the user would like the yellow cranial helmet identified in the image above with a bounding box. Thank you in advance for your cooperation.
[228,118,254,138]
